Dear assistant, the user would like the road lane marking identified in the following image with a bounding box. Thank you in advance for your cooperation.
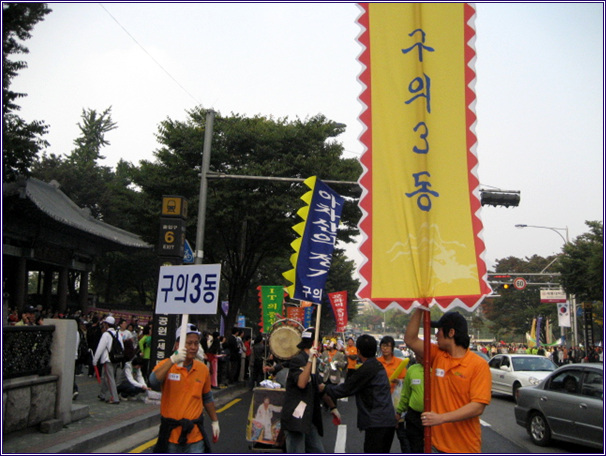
[130,397,241,452]
[334,424,347,453]
[129,438,157,453]
[216,398,241,413]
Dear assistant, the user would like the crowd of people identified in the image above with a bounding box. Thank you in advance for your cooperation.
[474,341,604,364]
[7,305,604,453]
[6,306,154,402]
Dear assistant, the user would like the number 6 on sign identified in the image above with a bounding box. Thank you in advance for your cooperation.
[156,264,221,314]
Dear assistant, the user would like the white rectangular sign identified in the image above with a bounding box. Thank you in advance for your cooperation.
[540,288,567,303]
[155,264,221,314]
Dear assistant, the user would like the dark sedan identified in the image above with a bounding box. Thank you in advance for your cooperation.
[514,363,603,450]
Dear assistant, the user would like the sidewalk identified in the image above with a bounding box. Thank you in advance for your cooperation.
[2,374,247,454]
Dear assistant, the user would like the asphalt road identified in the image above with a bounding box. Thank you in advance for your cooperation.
[125,388,601,454]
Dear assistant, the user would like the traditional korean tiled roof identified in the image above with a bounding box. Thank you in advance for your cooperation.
[3,178,151,249]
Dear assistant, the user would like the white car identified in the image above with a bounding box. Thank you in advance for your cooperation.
[489,354,557,401]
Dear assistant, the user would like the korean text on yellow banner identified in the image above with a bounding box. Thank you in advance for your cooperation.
[356,3,491,311]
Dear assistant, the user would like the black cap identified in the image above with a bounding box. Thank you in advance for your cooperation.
[297,327,315,349]
[431,311,468,335]
[24,306,37,314]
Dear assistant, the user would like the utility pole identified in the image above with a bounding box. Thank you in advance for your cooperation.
[194,110,215,265]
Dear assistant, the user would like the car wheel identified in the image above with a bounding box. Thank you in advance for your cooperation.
[527,411,551,446]
[512,382,521,403]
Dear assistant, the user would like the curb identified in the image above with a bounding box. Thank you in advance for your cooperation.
[42,408,160,454]
[32,384,247,454]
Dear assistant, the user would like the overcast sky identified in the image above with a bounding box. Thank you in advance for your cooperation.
[11,3,604,270]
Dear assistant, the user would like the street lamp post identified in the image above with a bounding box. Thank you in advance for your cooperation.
[515,224,576,347]
[514,224,569,244]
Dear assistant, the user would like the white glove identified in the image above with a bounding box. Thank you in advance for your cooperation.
[211,420,220,442]
[330,408,341,425]
[309,346,318,358]
[196,346,205,362]
[170,347,187,365]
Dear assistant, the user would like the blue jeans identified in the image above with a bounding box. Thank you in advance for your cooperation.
[284,427,325,453]
[167,440,206,453]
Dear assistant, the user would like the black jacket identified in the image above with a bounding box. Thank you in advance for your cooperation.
[325,357,396,430]
[280,351,323,436]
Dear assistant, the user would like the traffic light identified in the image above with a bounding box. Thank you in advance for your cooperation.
[480,190,520,208]
[490,274,512,291]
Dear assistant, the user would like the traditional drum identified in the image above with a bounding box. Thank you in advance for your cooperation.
[268,319,304,360]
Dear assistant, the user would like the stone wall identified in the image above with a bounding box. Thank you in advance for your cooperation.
[3,375,57,433]
[2,319,82,434]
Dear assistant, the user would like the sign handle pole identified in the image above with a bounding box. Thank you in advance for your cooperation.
[178,314,189,367]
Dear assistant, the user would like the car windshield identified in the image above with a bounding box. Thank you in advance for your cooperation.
[512,357,556,372]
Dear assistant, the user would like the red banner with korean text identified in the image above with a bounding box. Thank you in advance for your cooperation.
[328,291,348,332]
[286,305,305,325]
[356,3,491,312]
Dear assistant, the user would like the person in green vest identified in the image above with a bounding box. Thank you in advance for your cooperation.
[138,323,152,381]
[396,353,425,453]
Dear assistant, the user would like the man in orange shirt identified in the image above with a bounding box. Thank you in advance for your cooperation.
[345,337,358,378]
[404,309,491,453]
[150,324,220,453]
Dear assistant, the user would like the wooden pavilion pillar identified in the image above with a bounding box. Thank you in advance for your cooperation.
[57,267,68,314]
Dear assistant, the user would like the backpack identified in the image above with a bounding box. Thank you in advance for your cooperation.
[108,331,126,365]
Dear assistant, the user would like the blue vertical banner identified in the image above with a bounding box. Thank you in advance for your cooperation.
[283,177,345,304]
[303,306,314,329]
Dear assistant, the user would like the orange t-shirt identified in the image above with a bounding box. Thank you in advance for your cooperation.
[345,345,358,369]
[428,344,492,453]
[153,358,212,444]
[377,355,407,393]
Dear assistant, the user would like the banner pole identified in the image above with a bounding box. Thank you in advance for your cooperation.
[311,303,322,374]
[423,309,432,454]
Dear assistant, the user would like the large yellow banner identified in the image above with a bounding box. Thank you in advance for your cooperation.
[356,3,491,311]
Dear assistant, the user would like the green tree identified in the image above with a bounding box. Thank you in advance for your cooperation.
[130,108,362,333]
[557,220,603,302]
[557,220,604,344]
[481,255,561,342]
[32,107,118,219]
[2,3,51,182]
[32,107,120,220]
[31,107,155,308]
